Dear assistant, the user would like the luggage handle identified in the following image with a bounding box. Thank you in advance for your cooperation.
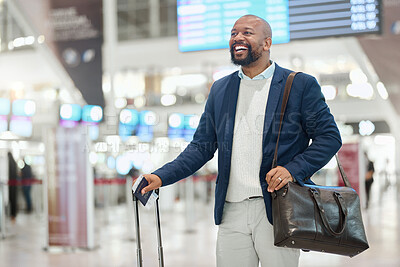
[133,189,164,267]
[309,188,347,236]
[133,193,143,267]
[154,189,164,267]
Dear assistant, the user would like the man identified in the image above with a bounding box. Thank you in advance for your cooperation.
[21,160,33,213]
[364,152,374,208]
[8,152,18,222]
[140,15,342,266]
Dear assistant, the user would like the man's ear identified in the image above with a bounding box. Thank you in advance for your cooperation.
[264,37,272,51]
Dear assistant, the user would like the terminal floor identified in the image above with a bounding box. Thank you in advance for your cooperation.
[1,188,399,267]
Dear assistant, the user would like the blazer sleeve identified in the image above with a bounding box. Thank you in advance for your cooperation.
[284,75,342,185]
[152,86,218,186]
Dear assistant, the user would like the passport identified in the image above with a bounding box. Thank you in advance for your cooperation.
[132,176,155,206]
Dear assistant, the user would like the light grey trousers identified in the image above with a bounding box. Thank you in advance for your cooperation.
[217,198,300,267]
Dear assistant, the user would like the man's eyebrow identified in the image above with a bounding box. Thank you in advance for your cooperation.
[231,27,255,32]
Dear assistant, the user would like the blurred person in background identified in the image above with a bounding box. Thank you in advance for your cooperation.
[365,152,375,208]
[8,152,18,222]
[21,160,34,213]
[137,15,341,267]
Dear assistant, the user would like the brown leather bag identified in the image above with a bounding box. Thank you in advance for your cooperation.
[271,72,369,257]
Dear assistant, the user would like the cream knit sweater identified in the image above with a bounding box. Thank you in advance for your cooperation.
[225,78,272,202]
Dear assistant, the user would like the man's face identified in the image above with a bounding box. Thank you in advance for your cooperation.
[229,17,269,66]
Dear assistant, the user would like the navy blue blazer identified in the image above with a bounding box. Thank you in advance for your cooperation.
[153,63,342,225]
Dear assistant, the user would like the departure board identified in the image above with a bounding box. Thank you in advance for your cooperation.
[177,0,381,52]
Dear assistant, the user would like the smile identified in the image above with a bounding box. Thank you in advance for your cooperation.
[234,45,248,52]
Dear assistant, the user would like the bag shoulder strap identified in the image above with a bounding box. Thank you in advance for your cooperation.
[271,71,298,168]
[271,71,353,188]
[335,154,352,187]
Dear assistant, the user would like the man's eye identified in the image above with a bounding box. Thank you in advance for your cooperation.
[231,32,237,36]
[244,31,252,35]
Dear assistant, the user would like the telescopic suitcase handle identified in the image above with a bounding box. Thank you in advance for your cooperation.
[133,189,164,267]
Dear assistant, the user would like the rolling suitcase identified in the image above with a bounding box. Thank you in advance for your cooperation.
[132,189,164,267]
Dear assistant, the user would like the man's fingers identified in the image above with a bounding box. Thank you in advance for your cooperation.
[141,180,155,194]
[274,177,288,191]
[266,166,293,192]
[141,184,152,194]
[266,168,278,183]
[141,174,162,194]
[268,175,282,192]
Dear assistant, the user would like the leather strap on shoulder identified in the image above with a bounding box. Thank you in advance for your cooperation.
[272,72,299,168]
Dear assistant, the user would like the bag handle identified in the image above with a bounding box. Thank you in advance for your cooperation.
[309,188,347,236]
[271,72,299,168]
[271,72,353,188]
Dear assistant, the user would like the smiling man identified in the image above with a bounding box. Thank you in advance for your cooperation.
[230,15,272,75]
[140,15,342,267]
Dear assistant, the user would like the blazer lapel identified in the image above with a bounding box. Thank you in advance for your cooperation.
[221,72,240,171]
[262,64,284,153]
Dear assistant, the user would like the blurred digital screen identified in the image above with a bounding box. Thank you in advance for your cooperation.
[177,0,381,52]
[60,104,82,121]
[168,113,185,129]
[82,105,103,123]
[12,99,36,117]
[183,115,200,142]
[120,109,139,126]
[10,116,32,137]
[0,98,10,115]
[59,120,80,128]
[89,124,99,140]
[0,115,7,132]
[137,125,154,142]
[184,115,200,130]
[140,111,157,126]
[119,122,136,141]
[168,113,185,139]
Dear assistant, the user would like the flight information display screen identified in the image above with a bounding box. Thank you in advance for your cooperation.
[177,0,381,52]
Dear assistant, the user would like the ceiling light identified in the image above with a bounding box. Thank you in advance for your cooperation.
[24,36,35,45]
[114,98,127,109]
[37,35,45,44]
[161,94,176,106]
[134,96,146,108]
[321,85,336,100]
[195,93,206,104]
[349,68,368,84]
[13,37,25,47]
[359,120,375,136]
[346,83,374,100]
[376,82,388,100]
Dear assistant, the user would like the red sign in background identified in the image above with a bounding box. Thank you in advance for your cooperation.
[337,143,360,194]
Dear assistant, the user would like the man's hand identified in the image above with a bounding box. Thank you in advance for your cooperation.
[266,166,293,192]
[136,174,162,194]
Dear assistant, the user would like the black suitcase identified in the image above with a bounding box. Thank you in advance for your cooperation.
[132,189,164,267]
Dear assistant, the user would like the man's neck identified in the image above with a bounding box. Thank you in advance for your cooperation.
[241,59,271,79]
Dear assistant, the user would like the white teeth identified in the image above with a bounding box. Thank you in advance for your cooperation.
[235,46,248,51]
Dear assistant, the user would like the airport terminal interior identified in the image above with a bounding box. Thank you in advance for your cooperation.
[1,0,400,266]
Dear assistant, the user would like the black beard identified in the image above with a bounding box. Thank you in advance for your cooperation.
[230,43,262,66]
